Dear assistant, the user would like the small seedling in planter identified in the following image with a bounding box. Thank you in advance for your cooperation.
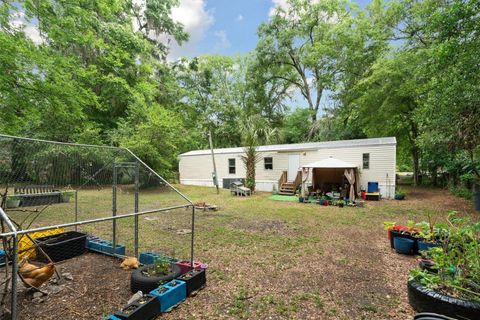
[114,294,160,320]
[150,280,187,313]
[178,268,207,296]
[156,286,169,294]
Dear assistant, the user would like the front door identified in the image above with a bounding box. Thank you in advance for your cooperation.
[287,154,300,181]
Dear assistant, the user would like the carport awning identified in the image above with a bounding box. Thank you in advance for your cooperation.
[303,157,356,169]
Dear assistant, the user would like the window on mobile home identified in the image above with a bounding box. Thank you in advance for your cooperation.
[228,158,236,174]
[264,157,273,170]
[363,153,370,169]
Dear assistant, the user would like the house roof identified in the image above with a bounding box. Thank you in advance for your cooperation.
[179,137,396,157]
[303,157,356,169]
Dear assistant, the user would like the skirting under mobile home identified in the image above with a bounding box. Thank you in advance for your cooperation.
[179,137,396,199]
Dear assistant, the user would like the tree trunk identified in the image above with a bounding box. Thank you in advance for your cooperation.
[246,155,256,192]
[431,167,438,187]
[412,145,420,186]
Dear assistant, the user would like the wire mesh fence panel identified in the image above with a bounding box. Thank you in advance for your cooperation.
[0,134,194,319]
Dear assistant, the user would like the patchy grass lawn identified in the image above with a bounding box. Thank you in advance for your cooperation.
[6,184,478,319]
[165,185,477,320]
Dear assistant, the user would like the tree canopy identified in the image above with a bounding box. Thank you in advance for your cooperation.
[0,0,478,189]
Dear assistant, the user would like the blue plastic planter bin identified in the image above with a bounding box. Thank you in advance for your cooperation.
[104,316,121,320]
[139,252,177,265]
[87,239,125,255]
[394,237,415,255]
[150,280,186,313]
[367,182,379,193]
[0,249,5,265]
[417,241,440,252]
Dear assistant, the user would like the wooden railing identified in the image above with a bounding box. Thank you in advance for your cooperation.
[278,171,287,188]
[292,170,302,191]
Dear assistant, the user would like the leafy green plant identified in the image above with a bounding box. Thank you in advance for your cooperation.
[149,258,171,276]
[449,185,473,200]
[410,211,480,302]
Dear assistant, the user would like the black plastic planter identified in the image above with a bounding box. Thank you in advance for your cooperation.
[114,294,160,320]
[177,268,206,296]
[408,280,480,320]
[35,231,87,262]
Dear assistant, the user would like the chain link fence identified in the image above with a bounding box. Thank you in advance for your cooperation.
[0,134,194,319]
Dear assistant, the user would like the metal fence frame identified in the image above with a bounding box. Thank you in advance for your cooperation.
[0,134,195,319]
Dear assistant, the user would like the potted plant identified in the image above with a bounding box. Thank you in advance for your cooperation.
[6,196,21,208]
[408,212,480,319]
[130,258,181,293]
[336,200,345,208]
[395,191,406,200]
[61,191,75,203]
[114,293,160,320]
[384,221,419,254]
[415,223,445,253]
[175,260,208,275]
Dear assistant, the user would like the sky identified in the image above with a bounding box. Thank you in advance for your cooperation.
[11,0,372,111]
[169,0,371,60]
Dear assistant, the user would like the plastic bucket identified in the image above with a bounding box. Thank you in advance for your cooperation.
[394,237,415,255]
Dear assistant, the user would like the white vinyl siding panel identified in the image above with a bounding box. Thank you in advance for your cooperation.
[179,138,396,196]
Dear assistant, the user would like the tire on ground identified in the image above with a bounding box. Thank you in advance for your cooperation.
[414,312,458,320]
[408,281,480,320]
[130,264,181,293]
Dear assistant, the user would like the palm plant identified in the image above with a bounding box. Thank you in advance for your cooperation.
[240,115,277,192]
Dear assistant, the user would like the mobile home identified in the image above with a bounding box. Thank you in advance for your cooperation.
[179,137,396,198]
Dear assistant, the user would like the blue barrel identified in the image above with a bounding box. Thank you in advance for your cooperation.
[368,182,379,193]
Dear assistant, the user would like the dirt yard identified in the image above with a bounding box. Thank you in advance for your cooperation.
[7,185,478,319]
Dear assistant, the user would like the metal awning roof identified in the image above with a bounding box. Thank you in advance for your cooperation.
[303,157,356,169]
[179,137,396,157]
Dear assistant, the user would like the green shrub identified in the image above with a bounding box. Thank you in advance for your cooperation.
[409,212,480,302]
[449,185,472,200]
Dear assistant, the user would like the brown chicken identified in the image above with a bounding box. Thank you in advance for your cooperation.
[19,259,55,288]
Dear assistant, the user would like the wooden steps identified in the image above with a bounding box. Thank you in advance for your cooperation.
[279,182,296,195]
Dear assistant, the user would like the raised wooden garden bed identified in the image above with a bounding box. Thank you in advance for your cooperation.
[13,185,62,207]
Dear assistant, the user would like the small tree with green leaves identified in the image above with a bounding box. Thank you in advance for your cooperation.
[240,115,277,192]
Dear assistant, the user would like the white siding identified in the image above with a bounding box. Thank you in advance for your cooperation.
[179,139,396,198]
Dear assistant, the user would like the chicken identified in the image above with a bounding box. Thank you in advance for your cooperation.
[120,256,139,270]
[19,259,55,288]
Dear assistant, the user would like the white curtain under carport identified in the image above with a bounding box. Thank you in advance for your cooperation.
[344,169,356,200]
